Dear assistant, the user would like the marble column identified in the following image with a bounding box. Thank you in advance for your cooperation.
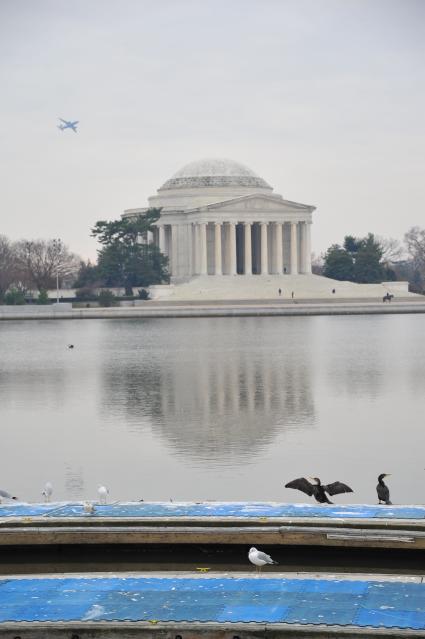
[199,222,208,275]
[260,222,268,275]
[158,226,165,254]
[229,222,237,275]
[171,225,178,276]
[214,222,222,275]
[304,221,312,274]
[275,222,283,274]
[244,222,252,275]
[192,224,199,275]
[290,221,298,275]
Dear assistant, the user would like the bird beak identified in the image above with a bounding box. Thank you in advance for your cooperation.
[385,474,392,477]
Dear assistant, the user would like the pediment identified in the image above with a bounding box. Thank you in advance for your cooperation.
[186,193,315,214]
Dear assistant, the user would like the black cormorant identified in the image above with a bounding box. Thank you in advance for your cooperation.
[376,474,392,505]
[285,476,353,504]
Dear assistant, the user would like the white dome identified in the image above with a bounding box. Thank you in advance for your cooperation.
[159,158,272,191]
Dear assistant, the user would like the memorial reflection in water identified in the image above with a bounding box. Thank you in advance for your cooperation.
[101,318,315,463]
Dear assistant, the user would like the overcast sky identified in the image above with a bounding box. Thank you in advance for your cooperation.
[1,0,424,260]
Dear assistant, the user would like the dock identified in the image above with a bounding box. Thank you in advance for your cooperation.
[0,572,424,637]
[0,502,424,550]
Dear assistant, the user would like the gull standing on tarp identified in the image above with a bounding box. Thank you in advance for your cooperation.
[248,547,278,573]
[97,485,109,504]
[42,482,53,502]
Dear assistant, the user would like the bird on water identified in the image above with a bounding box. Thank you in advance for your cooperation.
[376,474,392,505]
[248,547,278,573]
[285,477,353,504]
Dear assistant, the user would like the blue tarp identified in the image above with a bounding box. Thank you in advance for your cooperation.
[0,576,424,629]
[0,501,424,520]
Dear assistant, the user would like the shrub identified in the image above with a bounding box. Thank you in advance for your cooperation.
[4,288,26,305]
[138,288,149,300]
[75,287,98,301]
[98,289,116,307]
[37,289,50,305]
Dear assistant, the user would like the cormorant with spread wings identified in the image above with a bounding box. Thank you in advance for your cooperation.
[285,476,353,504]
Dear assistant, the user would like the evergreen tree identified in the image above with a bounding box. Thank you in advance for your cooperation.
[322,244,354,281]
[323,234,388,284]
[352,234,385,283]
[91,208,168,295]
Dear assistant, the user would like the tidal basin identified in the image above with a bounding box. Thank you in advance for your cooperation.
[1,315,424,504]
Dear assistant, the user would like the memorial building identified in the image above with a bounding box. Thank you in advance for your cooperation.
[123,158,314,280]
[122,157,409,300]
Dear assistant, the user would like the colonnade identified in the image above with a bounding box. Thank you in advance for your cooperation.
[153,220,311,277]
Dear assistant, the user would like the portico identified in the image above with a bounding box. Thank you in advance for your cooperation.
[155,219,312,277]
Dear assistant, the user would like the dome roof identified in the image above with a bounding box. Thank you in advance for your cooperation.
[159,158,272,191]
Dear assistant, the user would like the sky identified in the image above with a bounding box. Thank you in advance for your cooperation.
[1,0,424,261]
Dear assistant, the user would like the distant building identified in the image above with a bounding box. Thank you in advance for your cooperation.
[123,158,315,280]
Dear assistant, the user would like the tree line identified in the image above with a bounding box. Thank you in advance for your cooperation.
[2,212,425,303]
[0,236,80,303]
[0,209,169,304]
[315,228,425,293]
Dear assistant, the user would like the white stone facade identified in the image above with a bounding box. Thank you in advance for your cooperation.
[123,158,315,281]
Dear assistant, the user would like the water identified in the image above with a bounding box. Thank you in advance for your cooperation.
[0,315,424,504]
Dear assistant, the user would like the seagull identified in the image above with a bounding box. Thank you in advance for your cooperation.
[83,501,95,514]
[377,474,392,505]
[42,482,53,502]
[248,547,278,573]
[0,489,18,503]
[97,485,108,504]
[285,476,353,504]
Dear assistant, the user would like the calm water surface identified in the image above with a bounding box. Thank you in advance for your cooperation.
[0,315,424,504]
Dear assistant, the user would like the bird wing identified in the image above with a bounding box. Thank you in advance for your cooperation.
[0,490,13,499]
[377,485,390,500]
[324,481,353,496]
[255,551,273,563]
[285,477,314,496]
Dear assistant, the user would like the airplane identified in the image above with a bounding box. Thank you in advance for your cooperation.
[57,118,78,132]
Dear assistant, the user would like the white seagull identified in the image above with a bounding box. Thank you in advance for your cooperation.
[83,501,95,514]
[97,485,109,504]
[248,547,278,573]
[42,482,53,503]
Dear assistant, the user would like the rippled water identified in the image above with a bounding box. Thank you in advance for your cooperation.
[0,315,424,504]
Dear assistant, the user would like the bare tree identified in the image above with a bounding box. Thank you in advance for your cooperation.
[0,235,19,298]
[15,239,80,291]
[311,252,324,275]
[405,227,425,265]
[375,236,404,263]
[404,227,425,292]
